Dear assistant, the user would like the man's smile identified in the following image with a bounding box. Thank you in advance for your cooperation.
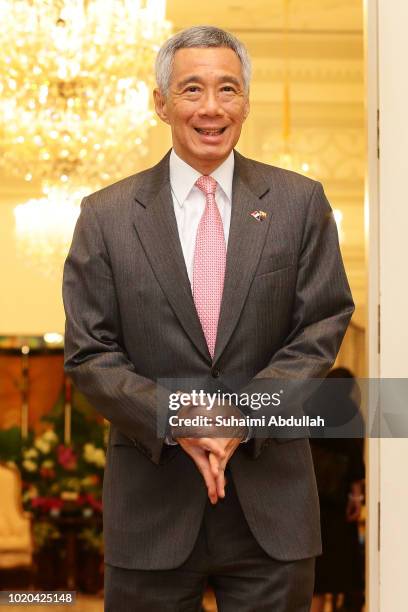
[194,127,227,136]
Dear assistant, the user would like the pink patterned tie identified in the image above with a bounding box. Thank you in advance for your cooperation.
[193,175,226,358]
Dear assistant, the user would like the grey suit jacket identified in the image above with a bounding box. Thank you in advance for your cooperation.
[62,150,354,570]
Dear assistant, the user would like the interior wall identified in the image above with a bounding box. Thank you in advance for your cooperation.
[377,0,408,609]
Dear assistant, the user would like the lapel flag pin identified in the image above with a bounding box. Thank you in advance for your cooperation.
[250,210,267,222]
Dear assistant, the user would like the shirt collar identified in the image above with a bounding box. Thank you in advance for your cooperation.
[169,148,234,208]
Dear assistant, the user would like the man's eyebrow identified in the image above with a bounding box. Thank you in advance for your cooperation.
[217,75,242,87]
[176,75,203,88]
[175,75,243,89]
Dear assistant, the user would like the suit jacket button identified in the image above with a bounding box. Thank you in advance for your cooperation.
[211,367,220,378]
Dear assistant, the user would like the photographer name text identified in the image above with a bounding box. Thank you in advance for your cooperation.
[168,414,325,428]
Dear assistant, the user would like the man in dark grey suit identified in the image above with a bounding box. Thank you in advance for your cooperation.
[63,26,354,611]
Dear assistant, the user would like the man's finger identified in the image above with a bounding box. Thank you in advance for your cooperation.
[215,467,226,499]
[209,451,221,478]
[208,452,228,498]
[197,437,226,459]
[193,451,219,504]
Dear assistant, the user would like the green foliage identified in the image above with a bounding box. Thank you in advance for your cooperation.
[0,426,25,462]
[33,521,61,550]
[0,394,107,519]
[0,392,107,553]
[41,390,105,448]
[79,527,104,553]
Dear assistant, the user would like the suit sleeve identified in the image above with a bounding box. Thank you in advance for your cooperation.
[242,181,355,455]
[62,197,167,465]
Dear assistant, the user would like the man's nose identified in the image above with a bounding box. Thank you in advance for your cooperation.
[197,91,224,116]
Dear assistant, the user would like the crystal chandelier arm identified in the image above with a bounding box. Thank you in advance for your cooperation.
[62,198,169,464]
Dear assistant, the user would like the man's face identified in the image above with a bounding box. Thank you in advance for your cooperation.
[154,47,249,173]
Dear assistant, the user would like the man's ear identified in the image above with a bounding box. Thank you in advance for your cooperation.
[243,97,250,121]
[153,88,170,125]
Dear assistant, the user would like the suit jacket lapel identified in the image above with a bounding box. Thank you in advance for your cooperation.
[131,150,273,365]
[132,152,211,363]
[213,151,272,363]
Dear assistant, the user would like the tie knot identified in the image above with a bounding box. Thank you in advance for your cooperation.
[195,175,217,196]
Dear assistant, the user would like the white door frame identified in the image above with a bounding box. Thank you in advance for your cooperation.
[364,0,380,610]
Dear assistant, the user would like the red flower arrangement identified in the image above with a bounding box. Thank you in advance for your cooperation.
[19,428,106,519]
[57,444,78,470]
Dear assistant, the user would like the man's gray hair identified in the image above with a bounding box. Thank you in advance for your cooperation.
[155,25,252,96]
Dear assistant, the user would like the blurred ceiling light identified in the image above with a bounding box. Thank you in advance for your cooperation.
[13,187,85,275]
[0,0,170,191]
[43,332,64,345]
[0,0,171,274]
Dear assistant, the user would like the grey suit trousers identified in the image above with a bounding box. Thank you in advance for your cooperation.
[104,471,315,612]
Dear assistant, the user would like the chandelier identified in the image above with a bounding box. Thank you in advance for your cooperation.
[0,0,171,273]
[14,186,88,275]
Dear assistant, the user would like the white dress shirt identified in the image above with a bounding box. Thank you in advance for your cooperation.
[166,149,249,445]
[169,148,234,282]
